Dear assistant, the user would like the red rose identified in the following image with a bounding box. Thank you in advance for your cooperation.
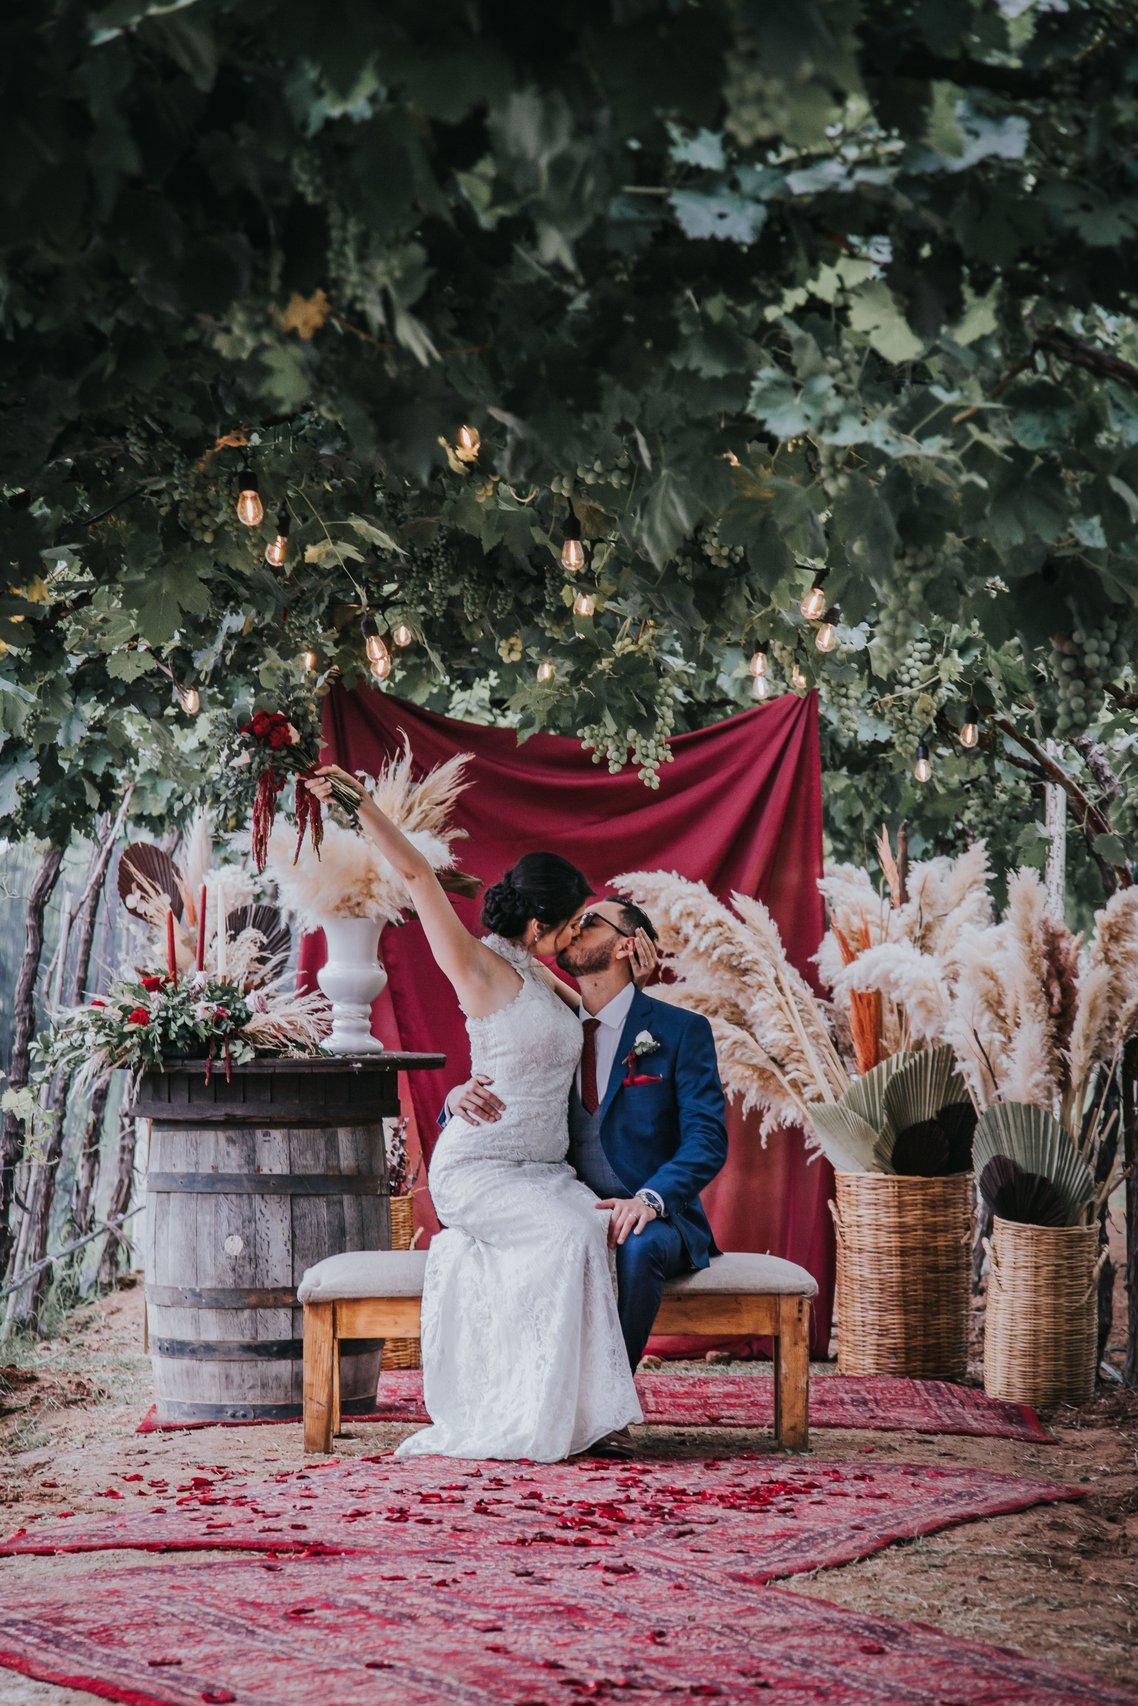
[140,975,164,992]
[126,1008,150,1026]
[213,1006,229,1019]
[251,710,272,738]
[90,998,107,1008]
[267,724,292,749]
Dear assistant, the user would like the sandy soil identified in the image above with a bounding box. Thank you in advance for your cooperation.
[1,1279,1136,1704]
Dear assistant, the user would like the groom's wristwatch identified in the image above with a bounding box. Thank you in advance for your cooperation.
[637,1189,665,1218]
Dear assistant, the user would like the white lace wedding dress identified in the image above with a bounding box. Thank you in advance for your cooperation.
[394,933,642,1462]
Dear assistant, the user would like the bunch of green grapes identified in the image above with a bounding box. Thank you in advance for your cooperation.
[870,548,941,672]
[876,634,937,743]
[580,691,676,789]
[550,452,631,496]
[178,470,227,546]
[819,676,864,738]
[700,526,745,570]
[291,149,327,206]
[396,536,458,623]
[327,207,374,310]
[1051,614,1127,737]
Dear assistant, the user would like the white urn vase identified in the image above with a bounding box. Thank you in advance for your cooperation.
[316,916,388,1055]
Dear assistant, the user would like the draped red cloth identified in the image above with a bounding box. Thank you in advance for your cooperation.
[298,683,834,1356]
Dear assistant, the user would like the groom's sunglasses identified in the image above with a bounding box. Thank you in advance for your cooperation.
[577,909,635,938]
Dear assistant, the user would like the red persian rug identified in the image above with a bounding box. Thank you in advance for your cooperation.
[137,1370,1052,1442]
[0,1549,1132,1706]
[2,1454,1079,1578]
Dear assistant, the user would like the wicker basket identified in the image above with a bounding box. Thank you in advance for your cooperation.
[380,1193,421,1371]
[831,1171,973,1378]
[983,1217,1100,1406]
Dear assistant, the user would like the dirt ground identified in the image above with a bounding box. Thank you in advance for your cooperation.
[1,1279,1136,1705]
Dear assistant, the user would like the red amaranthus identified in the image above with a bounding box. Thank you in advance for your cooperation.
[236,710,358,872]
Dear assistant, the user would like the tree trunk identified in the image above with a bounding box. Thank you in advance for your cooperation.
[95,1101,140,1293]
[3,798,132,1330]
[67,1067,113,1248]
[1123,1038,1138,1387]
[0,846,65,1278]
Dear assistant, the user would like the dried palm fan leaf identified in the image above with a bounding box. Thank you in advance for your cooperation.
[876,1045,972,1176]
[844,1053,912,1133]
[973,1101,1095,1227]
[805,1102,879,1173]
[118,844,184,921]
[977,1156,1070,1228]
[225,904,291,976]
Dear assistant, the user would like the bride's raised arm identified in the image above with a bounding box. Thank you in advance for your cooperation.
[303,764,519,1019]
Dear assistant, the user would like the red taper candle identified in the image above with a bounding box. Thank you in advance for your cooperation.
[166,906,177,983]
[195,884,207,972]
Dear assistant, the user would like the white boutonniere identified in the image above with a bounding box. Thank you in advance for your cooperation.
[623,1030,662,1084]
[631,1030,659,1058]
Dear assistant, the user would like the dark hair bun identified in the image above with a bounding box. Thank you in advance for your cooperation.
[481,877,531,938]
[481,853,592,940]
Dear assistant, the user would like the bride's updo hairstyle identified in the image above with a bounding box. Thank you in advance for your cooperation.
[482,853,592,940]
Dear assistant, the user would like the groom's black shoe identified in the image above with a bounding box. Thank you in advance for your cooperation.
[588,1426,637,1459]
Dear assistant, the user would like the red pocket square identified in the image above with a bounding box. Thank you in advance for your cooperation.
[624,1072,664,1086]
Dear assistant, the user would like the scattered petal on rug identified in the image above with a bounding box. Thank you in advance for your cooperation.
[2,1455,1080,1584]
[0,1550,1132,1706]
[136,1370,1052,1441]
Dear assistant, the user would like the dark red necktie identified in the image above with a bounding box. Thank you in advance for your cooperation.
[580,1017,601,1114]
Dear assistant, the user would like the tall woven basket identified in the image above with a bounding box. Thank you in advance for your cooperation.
[832,1171,973,1378]
[380,1194,421,1371]
[983,1217,1100,1406]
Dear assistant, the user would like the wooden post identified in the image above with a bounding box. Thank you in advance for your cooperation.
[774,1294,810,1450]
[303,1302,336,1453]
[1044,763,1067,920]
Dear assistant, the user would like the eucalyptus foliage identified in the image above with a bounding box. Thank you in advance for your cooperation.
[1,0,1136,892]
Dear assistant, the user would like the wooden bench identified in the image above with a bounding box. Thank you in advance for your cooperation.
[299,1250,817,1455]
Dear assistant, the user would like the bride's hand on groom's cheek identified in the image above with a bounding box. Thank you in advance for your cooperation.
[621,929,658,987]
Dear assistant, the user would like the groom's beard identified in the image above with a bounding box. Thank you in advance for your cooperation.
[556,939,614,976]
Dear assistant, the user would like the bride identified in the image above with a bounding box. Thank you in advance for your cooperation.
[304,764,654,1461]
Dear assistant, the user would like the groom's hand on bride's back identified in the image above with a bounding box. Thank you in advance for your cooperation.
[447,1074,506,1124]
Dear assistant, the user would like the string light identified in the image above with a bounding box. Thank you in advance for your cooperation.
[914,740,932,784]
[301,646,318,673]
[361,614,391,678]
[561,503,585,573]
[536,658,556,684]
[572,589,596,618]
[748,648,767,679]
[814,605,841,653]
[264,503,290,568]
[791,662,807,692]
[960,701,980,749]
[751,674,770,701]
[235,464,264,528]
[392,622,414,649]
[456,424,480,460]
[176,684,201,715]
[800,572,828,622]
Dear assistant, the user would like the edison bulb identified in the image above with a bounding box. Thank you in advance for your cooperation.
[302,646,318,672]
[392,623,414,648]
[814,606,840,653]
[751,674,769,701]
[791,663,807,692]
[914,742,932,784]
[573,590,596,618]
[177,685,201,715]
[749,649,767,678]
[265,533,288,568]
[370,647,393,681]
[561,536,585,573]
[536,658,556,684]
[456,424,480,459]
[364,633,387,666]
[236,470,263,528]
[960,703,980,749]
[800,580,828,622]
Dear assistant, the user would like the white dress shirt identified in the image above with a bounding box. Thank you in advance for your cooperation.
[577,981,635,1102]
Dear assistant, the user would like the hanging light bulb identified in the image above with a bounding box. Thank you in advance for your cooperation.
[536,658,556,684]
[456,423,480,460]
[960,701,980,749]
[264,502,290,567]
[370,645,392,681]
[392,622,414,649]
[301,645,318,673]
[235,465,264,528]
[724,450,741,468]
[561,503,585,573]
[573,589,596,618]
[914,740,932,784]
[748,648,767,679]
[791,662,807,692]
[176,683,201,715]
[751,674,770,701]
[800,572,828,622]
[361,613,391,677]
[814,605,841,653]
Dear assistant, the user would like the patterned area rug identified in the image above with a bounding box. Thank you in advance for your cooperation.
[137,1371,1052,1441]
[0,1549,1133,1706]
[2,1454,1080,1577]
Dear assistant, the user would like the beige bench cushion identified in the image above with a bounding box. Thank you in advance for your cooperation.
[298,1247,816,1305]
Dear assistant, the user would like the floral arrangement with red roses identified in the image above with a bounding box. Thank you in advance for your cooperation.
[219,699,359,873]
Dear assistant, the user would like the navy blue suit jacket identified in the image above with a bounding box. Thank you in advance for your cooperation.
[592,988,727,1270]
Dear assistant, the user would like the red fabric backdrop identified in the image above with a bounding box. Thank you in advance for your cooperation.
[298,683,834,1356]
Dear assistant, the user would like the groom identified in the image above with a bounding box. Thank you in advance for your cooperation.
[444,895,728,1374]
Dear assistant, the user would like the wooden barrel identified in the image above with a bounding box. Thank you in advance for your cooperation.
[133,1056,443,1422]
